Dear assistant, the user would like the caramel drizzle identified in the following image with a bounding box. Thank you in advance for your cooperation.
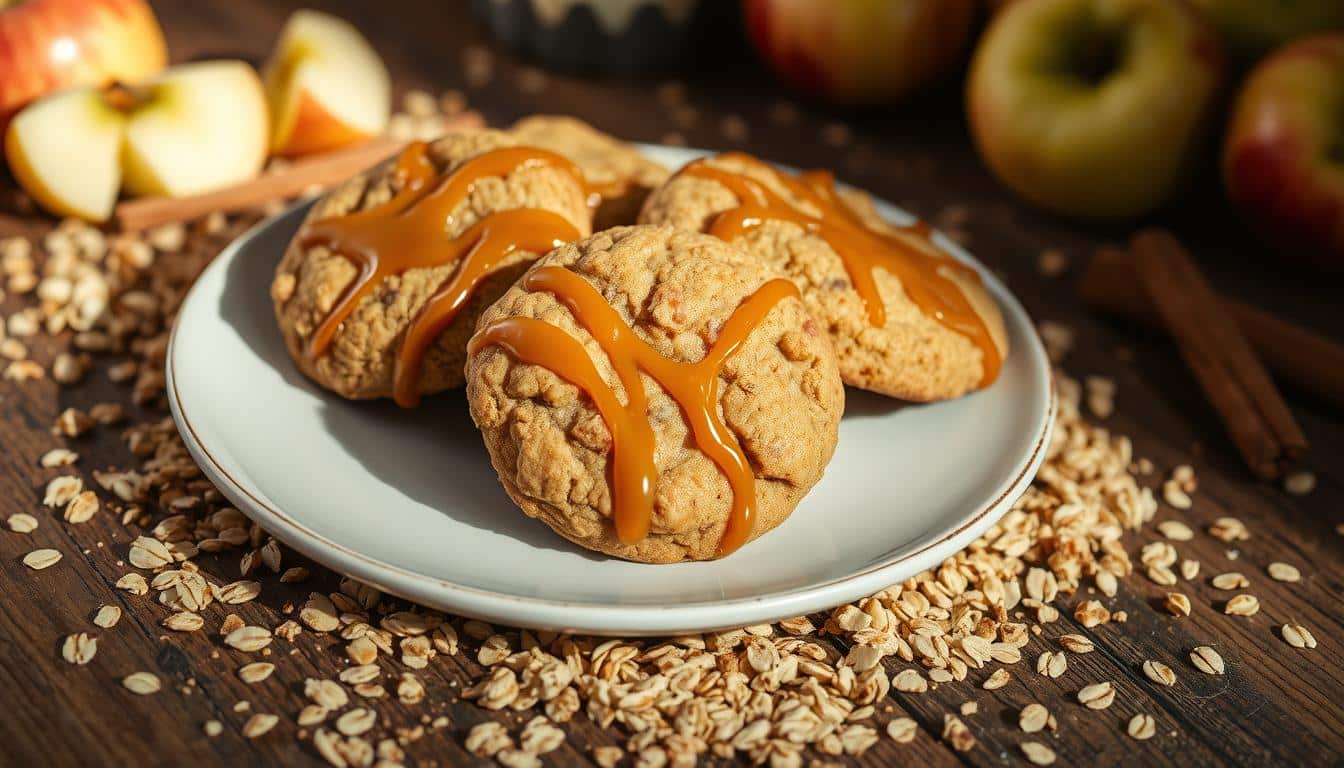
[679,153,1002,387]
[299,142,588,407]
[470,266,800,556]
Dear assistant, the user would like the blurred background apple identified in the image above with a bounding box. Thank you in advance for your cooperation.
[1224,33,1344,270]
[1188,0,1344,64]
[743,0,978,107]
[967,0,1224,218]
[0,0,167,130]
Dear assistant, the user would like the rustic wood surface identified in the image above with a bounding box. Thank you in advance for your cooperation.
[0,1,1341,766]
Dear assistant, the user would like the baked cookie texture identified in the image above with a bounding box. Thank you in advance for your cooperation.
[466,224,844,563]
[509,115,669,229]
[639,155,1009,401]
[272,129,592,400]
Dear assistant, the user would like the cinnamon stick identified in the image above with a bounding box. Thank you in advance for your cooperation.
[1130,229,1307,479]
[1081,247,1344,411]
[114,111,485,232]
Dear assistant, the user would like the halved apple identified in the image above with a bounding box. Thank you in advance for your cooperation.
[263,9,390,157]
[5,60,269,222]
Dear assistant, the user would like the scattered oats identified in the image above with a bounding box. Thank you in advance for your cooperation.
[51,352,85,384]
[220,614,246,636]
[301,593,341,632]
[147,222,187,252]
[204,720,223,737]
[62,632,98,665]
[122,671,161,695]
[1127,713,1157,740]
[1162,480,1192,509]
[1074,600,1110,627]
[23,548,62,570]
[116,573,148,595]
[1095,569,1118,597]
[1020,703,1050,733]
[239,662,275,683]
[886,717,918,743]
[1181,559,1200,581]
[1158,520,1194,541]
[281,567,309,583]
[163,612,205,632]
[93,605,121,628]
[1147,564,1178,586]
[1283,470,1316,496]
[1059,634,1094,653]
[1267,562,1300,583]
[892,668,928,693]
[941,715,974,752]
[225,625,273,652]
[1281,622,1317,649]
[1211,572,1249,590]
[1142,660,1176,686]
[1037,650,1067,679]
[1224,594,1260,616]
[306,678,349,710]
[7,513,38,533]
[347,635,378,665]
[298,704,329,727]
[215,580,261,604]
[497,748,541,768]
[1190,646,1225,675]
[397,673,425,705]
[4,359,43,380]
[336,708,377,737]
[982,668,1010,690]
[339,665,379,685]
[466,721,512,757]
[63,490,99,523]
[1209,517,1249,542]
[242,713,279,739]
[40,448,78,467]
[1077,681,1116,709]
[1022,741,1057,765]
[519,716,565,754]
[960,701,978,716]
[1164,593,1192,617]
[55,407,94,437]
[128,536,172,569]
[43,475,83,507]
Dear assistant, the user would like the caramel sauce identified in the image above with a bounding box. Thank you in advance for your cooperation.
[470,266,800,556]
[299,142,589,407]
[679,153,1002,387]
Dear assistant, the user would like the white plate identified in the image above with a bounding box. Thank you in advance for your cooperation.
[168,145,1055,636]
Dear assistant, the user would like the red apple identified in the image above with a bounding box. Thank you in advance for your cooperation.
[743,0,978,106]
[0,0,167,131]
[1224,33,1344,269]
[967,0,1224,219]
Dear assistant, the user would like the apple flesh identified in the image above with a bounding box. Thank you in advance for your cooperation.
[0,0,167,129]
[263,9,390,157]
[1188,0,1344,64]
[967,0,1224,219]
[5,60,270,221]
[1224,33,1344,269]
[743,0,978,107]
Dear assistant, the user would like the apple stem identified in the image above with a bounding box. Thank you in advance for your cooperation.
[104,82,149,113]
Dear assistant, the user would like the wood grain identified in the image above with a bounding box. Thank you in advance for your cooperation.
[0,1,1340,766]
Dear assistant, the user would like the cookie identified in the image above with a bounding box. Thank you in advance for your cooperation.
[466,224,844,563]
[509,115,669,229]
[639,153,1008,401]
[272,129,592,404]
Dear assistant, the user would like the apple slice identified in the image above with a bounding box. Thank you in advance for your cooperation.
[4,60,270,222]
[4,88,125,221]
[263,9,390,157]
[121,61,269,197]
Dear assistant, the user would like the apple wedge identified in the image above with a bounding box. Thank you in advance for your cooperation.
[5,60,269,222]
[263,9,390,157]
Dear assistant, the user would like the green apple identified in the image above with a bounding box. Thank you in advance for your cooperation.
[1188,0,1344,64]
[967,0,1225,218]
[1224,33,1344,269]
[743,0,979,106]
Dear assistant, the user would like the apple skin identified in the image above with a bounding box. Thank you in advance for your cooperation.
[743,0,978,106]
[1188,0,1344,64]
[967,0,1225,219]
[1224,33,1344,270]
[0,0,167,130]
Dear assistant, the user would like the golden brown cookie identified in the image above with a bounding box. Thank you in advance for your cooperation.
[508,115,669,229]
[466,224,844,563]
[272,129,592,402]
[639,154,1009,401]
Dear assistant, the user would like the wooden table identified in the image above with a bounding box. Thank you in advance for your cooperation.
[1,1,1340,765]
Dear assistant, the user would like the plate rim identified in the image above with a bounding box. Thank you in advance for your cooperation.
[166,145,1057,636]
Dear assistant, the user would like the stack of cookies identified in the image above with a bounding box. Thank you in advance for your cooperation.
[272,117,1008,563]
